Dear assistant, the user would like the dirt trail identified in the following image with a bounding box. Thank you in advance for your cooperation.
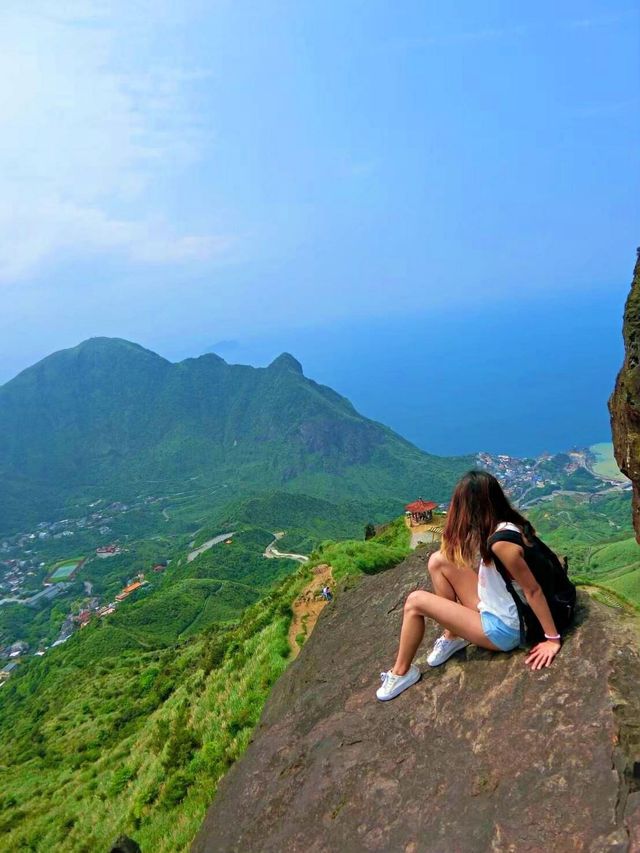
[405,515,444,549]
[288,564,333,658]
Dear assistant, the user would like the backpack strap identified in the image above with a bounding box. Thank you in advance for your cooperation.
[487,529,527,549]
[487,529,529,644]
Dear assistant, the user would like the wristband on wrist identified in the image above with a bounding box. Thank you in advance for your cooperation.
[544,633,561,641]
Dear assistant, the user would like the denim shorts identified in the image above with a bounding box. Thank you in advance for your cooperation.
[480,611,521,651]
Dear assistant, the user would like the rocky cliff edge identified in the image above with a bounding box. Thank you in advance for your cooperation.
[610,249,640,542]
[192,550,640,853]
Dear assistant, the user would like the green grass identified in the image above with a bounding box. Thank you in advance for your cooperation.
[310,516,411,582]
[584,537,640,574]
[0,514,412,851]
[529,490,640,607]
[207,490,411,555]
[0,567,309,852]
[0,509,412,851]
[108,579,260,646]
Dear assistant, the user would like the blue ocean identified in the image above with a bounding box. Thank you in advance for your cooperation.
[211,287,626,458]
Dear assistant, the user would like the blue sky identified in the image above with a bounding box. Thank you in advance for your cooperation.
[1,1,638,455]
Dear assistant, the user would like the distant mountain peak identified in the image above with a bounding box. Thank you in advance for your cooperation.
[199,352,227,365]
[268,353,304,375]
[75,336,156,355]
[65,337,170,367]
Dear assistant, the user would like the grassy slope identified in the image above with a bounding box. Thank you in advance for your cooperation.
[309,516,412,582]
[0,522,410,852]
[530,491,640,607]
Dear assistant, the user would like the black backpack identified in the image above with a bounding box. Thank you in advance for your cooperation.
[487,527,577,645]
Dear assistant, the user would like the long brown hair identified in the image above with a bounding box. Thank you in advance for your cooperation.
[441,470,535,567]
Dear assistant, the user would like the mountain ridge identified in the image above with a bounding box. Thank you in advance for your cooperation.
[0,337,472,534]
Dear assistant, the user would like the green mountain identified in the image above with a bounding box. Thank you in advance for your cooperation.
[0,337,472,534]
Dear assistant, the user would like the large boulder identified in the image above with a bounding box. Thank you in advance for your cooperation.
[192,550,640,852]
[610,249,640,542]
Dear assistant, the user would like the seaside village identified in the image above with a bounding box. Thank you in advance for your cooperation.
[475,448,626,502]
[0,497,171,685]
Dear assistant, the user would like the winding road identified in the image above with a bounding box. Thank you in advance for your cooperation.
[187,532,236,562]
[264,532,309,563]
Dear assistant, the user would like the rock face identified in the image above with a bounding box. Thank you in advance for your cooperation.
[192,551,640,853]
[610,250,640,542]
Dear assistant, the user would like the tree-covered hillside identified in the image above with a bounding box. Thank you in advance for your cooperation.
[0,338,472,534]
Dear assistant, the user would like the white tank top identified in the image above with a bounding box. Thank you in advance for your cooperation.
[477,521,526,630]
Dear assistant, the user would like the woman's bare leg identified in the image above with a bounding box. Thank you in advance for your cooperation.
[393,590,498,675]
[428,550,479,640]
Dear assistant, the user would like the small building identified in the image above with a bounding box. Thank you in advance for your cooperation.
[96,544,120,558]
[405,499,438,525]
[0,661,18,678]
[115,580,144,602]
[74,610,92,627]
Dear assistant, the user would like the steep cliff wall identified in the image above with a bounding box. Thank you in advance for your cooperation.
[193,551,640,853]
[610,250,640,542]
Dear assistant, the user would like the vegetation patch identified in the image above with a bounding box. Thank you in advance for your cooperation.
[0,567,310,852]
[309,517,411,582]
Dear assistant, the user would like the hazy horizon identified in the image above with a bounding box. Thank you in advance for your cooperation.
[3,281,623,458]
[1,0,638,456]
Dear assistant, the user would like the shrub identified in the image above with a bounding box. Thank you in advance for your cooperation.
[160,771,192,808]
[162,705,200,770]
[108,766,135,796]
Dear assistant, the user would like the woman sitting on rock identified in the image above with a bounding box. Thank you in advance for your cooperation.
[377,470,568,701]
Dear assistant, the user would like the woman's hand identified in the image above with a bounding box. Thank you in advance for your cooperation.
[524,640,561,670]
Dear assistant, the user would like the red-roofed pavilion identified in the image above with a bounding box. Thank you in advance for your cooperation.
[405,499,438,524]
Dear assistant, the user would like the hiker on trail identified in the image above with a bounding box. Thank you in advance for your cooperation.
[376,470,576,701]
[321,585,333,602]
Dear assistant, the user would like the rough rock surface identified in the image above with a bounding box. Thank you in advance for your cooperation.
[193,550,640,853]
[610,250,640,541]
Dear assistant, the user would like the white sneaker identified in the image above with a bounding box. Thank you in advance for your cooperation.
[426,635,469,667]
[376,664,421,701]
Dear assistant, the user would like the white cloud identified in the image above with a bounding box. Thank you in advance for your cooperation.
[0,1,231,281]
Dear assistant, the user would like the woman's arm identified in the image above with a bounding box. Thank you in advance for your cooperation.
[491,541,561,670]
